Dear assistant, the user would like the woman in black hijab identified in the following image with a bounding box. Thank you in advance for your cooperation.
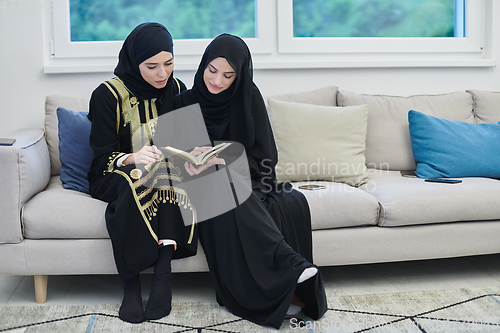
[174,34,326,329]
[88,22,194,323]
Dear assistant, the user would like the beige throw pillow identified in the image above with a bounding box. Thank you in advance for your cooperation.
[268,99,369,187]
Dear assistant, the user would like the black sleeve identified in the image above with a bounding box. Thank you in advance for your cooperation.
[173,89,193,109]
[87,84,125,185]
[246,87,279,197]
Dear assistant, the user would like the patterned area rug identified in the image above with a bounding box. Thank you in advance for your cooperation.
[0,288,499,332]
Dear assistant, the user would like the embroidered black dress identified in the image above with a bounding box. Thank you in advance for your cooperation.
[87,24,197,283]
[173,34,326,329]
[88,77,197,282]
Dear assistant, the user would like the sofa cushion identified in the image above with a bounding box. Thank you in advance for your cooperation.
[337,90,474,171]
[292,181,380,230]
[268,99,369,186]
[265,86,338,107]
[361,170,500,227]
[45,95,89,176]
[22,177,109,239]
[408,110,500,179]
[467,90,500,124]
[57,108,94,194]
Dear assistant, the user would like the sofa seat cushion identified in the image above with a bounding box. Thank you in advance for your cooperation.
[22,176,109,239]
[292,181,380,230]
[361,170,500,227]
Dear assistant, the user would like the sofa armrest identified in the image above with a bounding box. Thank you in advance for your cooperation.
[0,128,50,244]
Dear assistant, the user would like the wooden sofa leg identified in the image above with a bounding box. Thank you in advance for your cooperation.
[34,275,48,304]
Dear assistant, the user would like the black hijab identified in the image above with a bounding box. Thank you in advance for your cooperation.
[191,34,255,149]
[114,22,176,114]
[182,33,279,193]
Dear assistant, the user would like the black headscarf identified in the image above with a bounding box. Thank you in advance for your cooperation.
[114,22,176,114]
[182,33,279,194]
[191,33,255,149]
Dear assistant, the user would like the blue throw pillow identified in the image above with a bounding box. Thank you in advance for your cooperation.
[408,110,500,179]
[57,107,93,194]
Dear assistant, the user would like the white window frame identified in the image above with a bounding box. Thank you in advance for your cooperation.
[52,0,272,58]
[44,0,493,73]
[277,0,483,54]
[277,0,482,54]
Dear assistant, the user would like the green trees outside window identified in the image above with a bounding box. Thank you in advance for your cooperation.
[70,0,462,43]
[293,0,459,38]
[70,0,255,42]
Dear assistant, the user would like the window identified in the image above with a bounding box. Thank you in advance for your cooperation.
[292,0,462,38]
[277,0,481,54]
[51,0,272,60]
[45,0,491,73]
[69,0,256,41]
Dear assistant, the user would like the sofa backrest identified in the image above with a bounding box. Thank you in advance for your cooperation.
[467,90,500,124]
[45,95,89,176]
[45,88,499,176]
[337,90,474,171]
[265,86,338,107]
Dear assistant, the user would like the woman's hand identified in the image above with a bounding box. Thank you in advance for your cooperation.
[184,157,225,176]
[124,145,162,165]
[183,146,224,175]
[189,146,212,157]
[183,157,213,176]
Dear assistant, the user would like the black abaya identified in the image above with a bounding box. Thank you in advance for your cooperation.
[198,193,312,328]
[172,34,325,329]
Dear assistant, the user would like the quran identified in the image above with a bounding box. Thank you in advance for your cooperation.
[161,142,232,165]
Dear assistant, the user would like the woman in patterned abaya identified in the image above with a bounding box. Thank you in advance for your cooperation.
[174,34,327,329]
[87,22,196,323]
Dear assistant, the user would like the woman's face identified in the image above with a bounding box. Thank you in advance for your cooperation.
[203,57,236,94]
[139,51,173,89]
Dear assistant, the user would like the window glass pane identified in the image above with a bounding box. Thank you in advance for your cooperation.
[70,0,255,42]
[293,0,463,38]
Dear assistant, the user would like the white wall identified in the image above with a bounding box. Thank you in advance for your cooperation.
[1,4,499,136]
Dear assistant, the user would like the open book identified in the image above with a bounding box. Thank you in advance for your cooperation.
[161,142,232,165]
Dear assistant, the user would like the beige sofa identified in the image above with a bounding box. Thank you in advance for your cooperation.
[1,87,500,304]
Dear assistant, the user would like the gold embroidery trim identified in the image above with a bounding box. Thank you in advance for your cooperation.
[112,169,159,243]
[130,168,142,180]
[131,161,182,189]
[103,78,195,245]
[103,81,120,137]
[104,152,125,175]
[188,207,196,244]
[112,169,196,245]
[173,77,181,94]
[104,77,158,151]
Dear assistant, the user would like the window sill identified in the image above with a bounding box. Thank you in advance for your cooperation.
[43,58,496,74]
